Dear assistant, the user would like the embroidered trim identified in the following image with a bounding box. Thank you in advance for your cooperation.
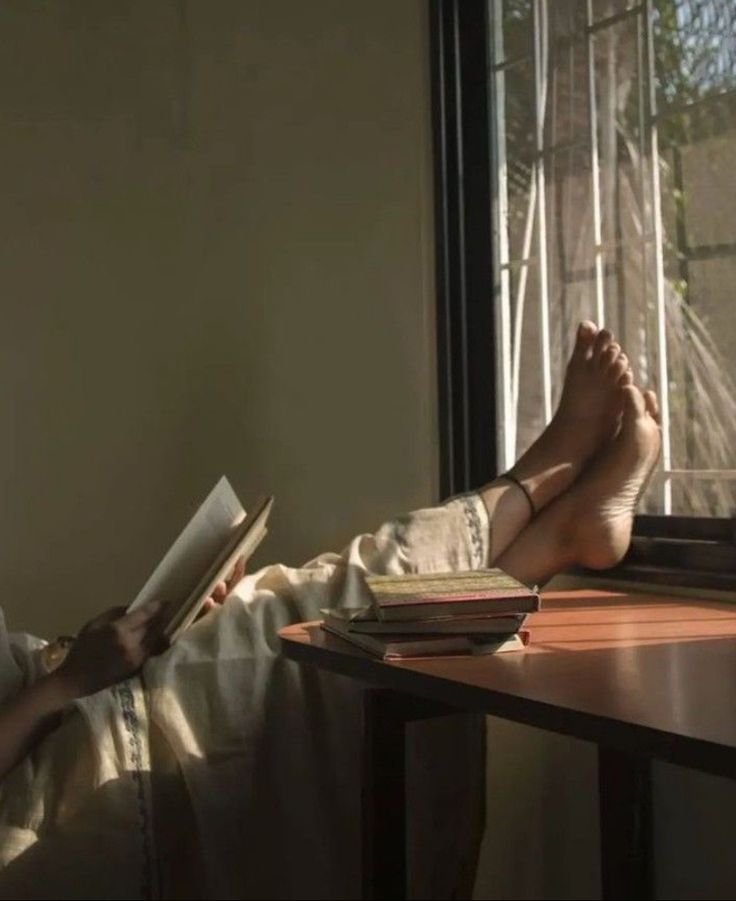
[392,514,411,556]
[115,680,156,900]
[460,495,485,569]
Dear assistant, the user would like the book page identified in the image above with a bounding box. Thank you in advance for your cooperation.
[165,496,272,641]
[128,476,245,616]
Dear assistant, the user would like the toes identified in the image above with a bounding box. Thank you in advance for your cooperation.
[578,320,598,341]
[573,320,599,359]
[643,389,661,424]
[611,356,629,381]
[608,349,630,380]
[601,342,621,369]
[621,384,646,419]
[619,368,634,387]
[592,328,614,359]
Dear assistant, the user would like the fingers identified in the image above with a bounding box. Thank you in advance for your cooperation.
[207,556,247,610]
[194,596,218,624]
[123,607,169,662]
[227,556,246,589]
[141,625,170,656]
[211,580,228,603]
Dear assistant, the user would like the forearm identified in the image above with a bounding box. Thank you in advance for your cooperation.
[0,672,76,782]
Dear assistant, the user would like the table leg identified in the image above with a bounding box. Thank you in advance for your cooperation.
[598,746,654,900]
[360,688,484,901]
[361,689,408,900]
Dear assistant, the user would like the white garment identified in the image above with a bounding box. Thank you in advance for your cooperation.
[0,494,489,900]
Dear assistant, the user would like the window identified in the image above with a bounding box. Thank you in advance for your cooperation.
[432,0,736,585]
[489,0,736,517]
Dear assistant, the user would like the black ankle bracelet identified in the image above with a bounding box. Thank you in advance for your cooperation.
[500,472,536,518]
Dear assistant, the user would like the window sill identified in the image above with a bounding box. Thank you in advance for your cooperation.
[557,566,736,603]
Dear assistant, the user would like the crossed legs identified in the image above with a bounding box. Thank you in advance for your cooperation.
[479,322,662,587]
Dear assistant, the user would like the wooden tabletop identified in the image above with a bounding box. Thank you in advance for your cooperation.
[279,589,736,778]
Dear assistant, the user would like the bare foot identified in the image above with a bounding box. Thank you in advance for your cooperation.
[556,322,633,449]
[505,321,633,512]
[566,385,662,570]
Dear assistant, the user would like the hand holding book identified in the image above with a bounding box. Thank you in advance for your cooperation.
[38,477,269,717]
[198,555,248,620]
[127,478,273,642]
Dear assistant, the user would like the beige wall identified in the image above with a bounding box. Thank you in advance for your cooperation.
[0,0,437,638]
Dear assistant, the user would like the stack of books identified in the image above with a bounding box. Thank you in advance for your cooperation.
[321,569,539,660]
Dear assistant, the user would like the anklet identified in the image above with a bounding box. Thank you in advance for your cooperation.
[501,472,536,518]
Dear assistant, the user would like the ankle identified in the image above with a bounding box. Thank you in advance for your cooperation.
[510,461,579,514]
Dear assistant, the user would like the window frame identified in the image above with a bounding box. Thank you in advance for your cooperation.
[431,0,498,500]
[430,0,736,590]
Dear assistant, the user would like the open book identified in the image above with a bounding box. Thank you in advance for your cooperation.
[127,477,273,642]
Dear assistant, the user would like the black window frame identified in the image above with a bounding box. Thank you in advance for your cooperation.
[430,0,736,591]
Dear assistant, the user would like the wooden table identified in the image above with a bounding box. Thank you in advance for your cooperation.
[279,588,736,900]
